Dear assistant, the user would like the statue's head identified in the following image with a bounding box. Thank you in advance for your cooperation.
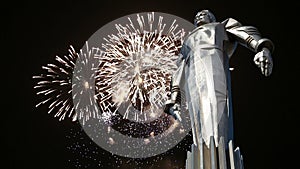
[194,10,216,27]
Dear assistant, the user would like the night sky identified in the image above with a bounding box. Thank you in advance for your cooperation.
[5,0,297,169]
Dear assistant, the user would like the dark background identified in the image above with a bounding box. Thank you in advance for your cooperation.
[5,0,297,168]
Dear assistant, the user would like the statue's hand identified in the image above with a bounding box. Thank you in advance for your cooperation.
[164,101,182,122]
[254,47,273,76]
[169,103,182,122]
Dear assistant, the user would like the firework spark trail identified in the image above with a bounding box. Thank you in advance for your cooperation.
[33,43,103,124]
[72,43,103,125]
[33,46,77,121]
[95,12,186,122]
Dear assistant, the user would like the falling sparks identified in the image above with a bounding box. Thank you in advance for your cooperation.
[66,126,192,169]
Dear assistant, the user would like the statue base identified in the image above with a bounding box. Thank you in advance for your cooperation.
[186,137,244,169]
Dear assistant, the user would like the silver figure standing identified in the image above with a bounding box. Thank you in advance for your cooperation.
[164,10,274,169]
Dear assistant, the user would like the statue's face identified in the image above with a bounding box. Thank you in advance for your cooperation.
[194,10,212,26]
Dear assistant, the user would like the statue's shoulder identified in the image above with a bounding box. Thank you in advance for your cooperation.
[222,18,242,29]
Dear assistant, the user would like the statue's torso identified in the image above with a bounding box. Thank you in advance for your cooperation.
[181,22,231,147]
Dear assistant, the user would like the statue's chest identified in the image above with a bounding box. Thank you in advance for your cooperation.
[185,23,228,50]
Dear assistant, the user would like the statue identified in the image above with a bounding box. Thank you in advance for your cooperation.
[164,9,274,169]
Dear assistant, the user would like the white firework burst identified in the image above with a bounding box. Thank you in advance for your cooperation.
[95,12,186,122]
[33,43,102,124]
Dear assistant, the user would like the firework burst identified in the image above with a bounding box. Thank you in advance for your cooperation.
[33,46,77,121]
[33,43,102,124]
[75,12,193,158]
[95,12,186,122]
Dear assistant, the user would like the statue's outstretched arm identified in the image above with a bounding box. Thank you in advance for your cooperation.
[224,18,274,76]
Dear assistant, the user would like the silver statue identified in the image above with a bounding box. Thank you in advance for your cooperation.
[164,10,274,169]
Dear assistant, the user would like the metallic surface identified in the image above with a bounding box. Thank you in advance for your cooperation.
[186,139,243,169]
[218,137,227,169]
[167,9,274,169]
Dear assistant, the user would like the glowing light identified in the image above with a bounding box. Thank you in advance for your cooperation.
[108,137,115,145]
[144,138,151,145]
[84,81,90,89]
